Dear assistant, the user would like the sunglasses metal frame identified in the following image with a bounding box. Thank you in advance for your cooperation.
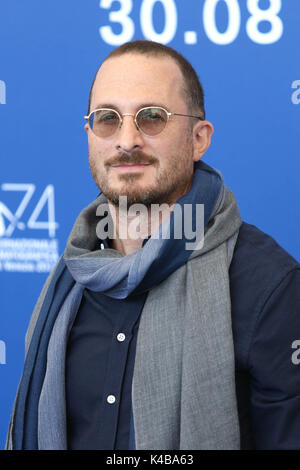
[84,106,203,137]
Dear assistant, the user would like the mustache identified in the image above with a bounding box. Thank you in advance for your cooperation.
[105,151,157,167]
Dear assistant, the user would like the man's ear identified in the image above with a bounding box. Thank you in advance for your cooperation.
[192,120,214,162]
[84,123,89,133]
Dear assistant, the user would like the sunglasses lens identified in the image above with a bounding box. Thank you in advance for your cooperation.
[89,109,120,137]
[136,107,168,136]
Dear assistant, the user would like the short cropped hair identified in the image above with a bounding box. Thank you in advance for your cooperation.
[87,40,205,119]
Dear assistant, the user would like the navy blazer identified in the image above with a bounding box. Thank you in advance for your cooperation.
[8,221,300,450]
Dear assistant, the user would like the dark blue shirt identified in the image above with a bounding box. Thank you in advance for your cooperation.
[65,287,146,449]
[65,222,300,450]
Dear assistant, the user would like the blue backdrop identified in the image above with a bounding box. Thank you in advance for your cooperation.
[0,0,299,448]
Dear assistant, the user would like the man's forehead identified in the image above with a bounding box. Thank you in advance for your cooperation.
[91,53,185,108]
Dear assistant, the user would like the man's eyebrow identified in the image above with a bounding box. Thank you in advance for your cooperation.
[92,103,119,111]
[137,103,169,110]
[91,102,169,112]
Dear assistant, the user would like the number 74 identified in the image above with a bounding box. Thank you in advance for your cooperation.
[0,184,58,238]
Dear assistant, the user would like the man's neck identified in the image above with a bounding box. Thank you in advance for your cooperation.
[108,200,173,256]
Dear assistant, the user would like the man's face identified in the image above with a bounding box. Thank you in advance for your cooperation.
[86,53,207,207]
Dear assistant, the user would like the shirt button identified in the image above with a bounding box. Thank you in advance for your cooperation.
[117,333,126,342]
[107,395,116,404]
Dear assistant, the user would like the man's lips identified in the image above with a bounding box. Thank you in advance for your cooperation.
[111,163,152,167]
[110,162,152,172]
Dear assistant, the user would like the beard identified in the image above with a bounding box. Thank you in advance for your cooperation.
[89,139,194,208]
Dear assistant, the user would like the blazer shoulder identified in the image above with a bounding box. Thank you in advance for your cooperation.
[233,221,299,277]
[230,222,300,369]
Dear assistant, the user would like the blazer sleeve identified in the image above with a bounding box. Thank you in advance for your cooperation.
[248,267,300,450]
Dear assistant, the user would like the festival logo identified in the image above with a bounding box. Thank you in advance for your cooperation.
[0,184,59,273]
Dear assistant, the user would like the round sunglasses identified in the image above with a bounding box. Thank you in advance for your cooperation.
[84,106,203,138]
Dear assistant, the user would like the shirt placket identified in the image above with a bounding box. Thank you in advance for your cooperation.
[98,318,133,449]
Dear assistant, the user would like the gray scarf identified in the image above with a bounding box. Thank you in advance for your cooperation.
[36,163,242,450]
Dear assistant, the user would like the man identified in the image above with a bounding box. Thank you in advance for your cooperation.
[6,40,300,450]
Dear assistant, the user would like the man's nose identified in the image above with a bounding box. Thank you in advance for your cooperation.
[115,115,144,153]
